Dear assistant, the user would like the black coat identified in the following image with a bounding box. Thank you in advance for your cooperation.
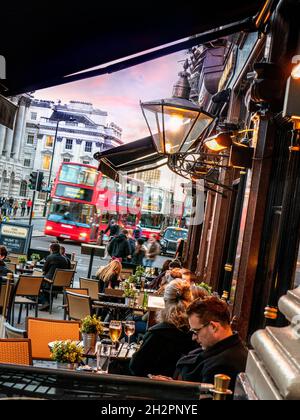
[107,234,130,259]
[174,334,248,391]
[96,272,119,293]
[43,252,70,280]
[129,322,197,378]
[0,260,11,283]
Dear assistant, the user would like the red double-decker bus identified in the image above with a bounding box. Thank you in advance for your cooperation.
[44,162,143,243]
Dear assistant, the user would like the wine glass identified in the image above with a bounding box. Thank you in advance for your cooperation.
[124,321,135,346]
[109,320,122,355]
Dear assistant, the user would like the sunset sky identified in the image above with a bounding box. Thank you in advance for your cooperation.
[34,50,187,142]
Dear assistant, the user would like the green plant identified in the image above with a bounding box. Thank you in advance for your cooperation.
[127,274,138,284]
[123,287,137,299]
[50,340,84,364]
[195,282,213,295]
[80,315,103,335]
[135,265,145,277]
[18,256,27,264]
[31,253,40,261]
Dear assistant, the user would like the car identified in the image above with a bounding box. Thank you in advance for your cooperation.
[160,227,188,256]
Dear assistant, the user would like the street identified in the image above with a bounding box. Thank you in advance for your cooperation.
[24,218,170,285]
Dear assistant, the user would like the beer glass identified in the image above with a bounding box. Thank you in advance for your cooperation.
[109,320,122,355]
[96,339,112,373]
[124,320,135,345]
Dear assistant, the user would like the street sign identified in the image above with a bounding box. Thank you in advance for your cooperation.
[0,222,33,254]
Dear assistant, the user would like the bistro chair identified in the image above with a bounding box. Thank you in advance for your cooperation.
[44,269,75,314]
[79,277,100,300]
[11,275,44,325]
[0,280,14,318]
[6,263,17,273]
[65,291,93,321]
[32,269,43,277]
[26,317,81,360]
[4,322,27,339]
[0,338,32,365]
[63,288,89,319]
[121,269,134,280]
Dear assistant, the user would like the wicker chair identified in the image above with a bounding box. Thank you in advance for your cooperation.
[62,288,89,319]
[11,275,44,325]
[0,338,32,365]
[4,322,27,339]
[0,280,14,318]
[65,291,93,321]
[26,318,81,360]
[79,277,99,300]
[44,269,75,313]
[6,263,16,273]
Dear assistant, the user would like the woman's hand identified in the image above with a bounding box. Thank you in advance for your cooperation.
[148,374,173,381]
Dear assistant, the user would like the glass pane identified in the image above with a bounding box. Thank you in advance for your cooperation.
[142,107,164,153]
[59,164,98,186]
[55,184,94,201]
[180,113,214,153]
[163,106,198,154]
[48,199,94,227]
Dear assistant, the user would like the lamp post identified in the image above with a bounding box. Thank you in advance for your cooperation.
[42,118,59,217]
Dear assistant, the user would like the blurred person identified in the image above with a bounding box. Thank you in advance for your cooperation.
[0,245,12,283]
[129,280,197,378]
[107,229,131,261]
[144,234,160,267]
[12,199,19,217]
[147,259,172,289]
[95,260,122,293]
[20,199,26,217]
[131,238,147,266]
[190,285,210,301]
[155,267,183,295]
[133,224,142,240]
[104,219,120,238]
[26,198,32,216]
[127,229,136,260]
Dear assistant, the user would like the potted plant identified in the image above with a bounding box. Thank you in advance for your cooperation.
[30,253,40,266]
[18,255,27,269]
[80,315,103,350]
[123,284,137,306]
[195,282,213,295]
[50,340,84,369]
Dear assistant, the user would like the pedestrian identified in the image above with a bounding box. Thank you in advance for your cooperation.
[20,200,26,217]
[133,224,142,240]
[131,238,147,266]
[8,197,14,216]
[107,229,131,261]
[13,199,19,217]
[104,219,120,238]
[144,234,160,267]
[26,198,32,216]
[1,200,9,216]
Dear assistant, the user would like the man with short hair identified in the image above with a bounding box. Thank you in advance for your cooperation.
[173,297,247,391]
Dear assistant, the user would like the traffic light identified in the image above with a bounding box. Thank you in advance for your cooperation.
[36,171,44,192]
[28,171,38,190]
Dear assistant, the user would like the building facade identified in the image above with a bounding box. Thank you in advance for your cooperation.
[0,97,123,211]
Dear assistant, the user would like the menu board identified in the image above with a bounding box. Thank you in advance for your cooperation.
[0,222,33,254]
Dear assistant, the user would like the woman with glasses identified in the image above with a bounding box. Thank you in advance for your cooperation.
[129,279,197,378]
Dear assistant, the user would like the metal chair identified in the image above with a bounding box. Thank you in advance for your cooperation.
[4,322,27,339]
[0,280,14,319]
[26,317,81,360]
[79,277,100,300]
[65,291,93,321]
[0,338,32,365]
[44,269,75,313]
[62,288,89,319]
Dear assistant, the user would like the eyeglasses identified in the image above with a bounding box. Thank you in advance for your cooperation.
[189,322,210,336]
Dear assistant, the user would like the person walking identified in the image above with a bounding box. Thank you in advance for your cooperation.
[107,229,131,261]
[20,200,26,217]
[26,198,32,216]
[13,199,19,217]
[144,234,160,267]
[105,219,120,238]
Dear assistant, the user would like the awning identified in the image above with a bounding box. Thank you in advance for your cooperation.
[0,1,271,96]
[94,136,166,180]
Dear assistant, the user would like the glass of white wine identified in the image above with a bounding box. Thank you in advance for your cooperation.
[109,320,122,355]
[124,320,135,346]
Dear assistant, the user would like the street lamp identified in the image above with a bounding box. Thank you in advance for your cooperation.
[140,60,214,156]
[41,115,75,216]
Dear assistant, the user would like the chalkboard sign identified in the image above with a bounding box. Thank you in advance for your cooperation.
[0,222,33,254]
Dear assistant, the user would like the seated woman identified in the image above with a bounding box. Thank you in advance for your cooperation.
[129,279,197,378]
[95,260,122,293]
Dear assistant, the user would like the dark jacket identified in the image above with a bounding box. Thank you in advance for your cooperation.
[105,223,120,237]
[129,322,197,378]
[43,252,70,280]
[107,234,130,259]
[0,260,11,282]
[131,249,146,266]
[174,333,248,391]
[127,238,136,256]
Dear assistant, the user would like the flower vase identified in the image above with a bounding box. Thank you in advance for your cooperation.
[82,333,97,351]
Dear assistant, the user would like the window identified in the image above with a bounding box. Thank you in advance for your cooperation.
[63,158,71,162]
[31,112,37,120]
[46,135,54,147]
[27,134,34,145]
[65,139,73,150]
[24,159,31,167]
[19,181,27,197]
[43,155,51,170]
[85,141,92,152]
[59,164,98,186]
